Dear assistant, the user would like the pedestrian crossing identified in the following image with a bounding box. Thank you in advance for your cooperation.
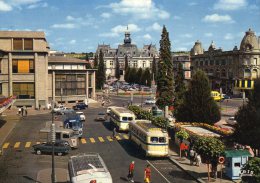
[1,133,129,150]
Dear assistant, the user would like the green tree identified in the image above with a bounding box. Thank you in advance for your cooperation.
[128,67,137,84]
[152,56,157,83]
[174,63,186,115]
[242,157,260,182]
[176,70,220,125]
[124,55,129,81]
[85,52,89,61]
[143,68,151,87]
[136,68,143,84]
[233,78,260,150]
[156,25,175,109]
[93,54,98,68]
[96,50,106,89]
[124,67,131,83]
[194,137,225,180]
[115,57,120,80]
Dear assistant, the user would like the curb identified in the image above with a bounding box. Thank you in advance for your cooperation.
[168,156,205,183]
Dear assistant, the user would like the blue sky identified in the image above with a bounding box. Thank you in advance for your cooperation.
[0,0,259,53]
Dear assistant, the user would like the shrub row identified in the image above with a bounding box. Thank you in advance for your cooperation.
[128,105,169,128]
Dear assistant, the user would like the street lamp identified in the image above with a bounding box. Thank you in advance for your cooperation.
[51,101,56,183]
[60,88,63,105]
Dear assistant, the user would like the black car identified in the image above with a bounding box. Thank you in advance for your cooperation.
[72,102,88,110]
[32,140,70,156]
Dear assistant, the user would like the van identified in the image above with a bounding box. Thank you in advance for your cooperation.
[211,91,223,101]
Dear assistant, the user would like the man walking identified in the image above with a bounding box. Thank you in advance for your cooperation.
[144,164,151,183]
[127,161,135,182]
[112,126,117,139]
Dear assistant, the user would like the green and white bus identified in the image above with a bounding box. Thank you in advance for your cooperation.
[109,107,136,131]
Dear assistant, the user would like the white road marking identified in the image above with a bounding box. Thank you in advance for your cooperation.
[146,160,172,183]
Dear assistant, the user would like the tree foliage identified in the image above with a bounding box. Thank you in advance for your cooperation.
[156,25,175,109]
[93,54,98,69]
[233,78,260,149]
[242,157,260,182]
[115,57,120,80]
[96,50,106,89]
[128,67,137,84]
[152,56,157,83]
[175,70,220,125]
[142,68,151,87]
[136,68,143,84]
[173,63,186,113]
[124,55,129,81]
[124,67,130,83]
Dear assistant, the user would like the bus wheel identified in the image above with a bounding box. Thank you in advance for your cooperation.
[36,150,41,155]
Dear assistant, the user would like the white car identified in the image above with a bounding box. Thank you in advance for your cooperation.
[53,105,65,113]
[144,98,156,104]
[226,117,237,125]
[76,111,86,121]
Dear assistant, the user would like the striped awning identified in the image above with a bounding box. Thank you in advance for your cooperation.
[234,79,254,90]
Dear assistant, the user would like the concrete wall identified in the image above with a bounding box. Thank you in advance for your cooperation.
[0,39,11,51]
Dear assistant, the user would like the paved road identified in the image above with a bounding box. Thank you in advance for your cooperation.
[0,98,197,183]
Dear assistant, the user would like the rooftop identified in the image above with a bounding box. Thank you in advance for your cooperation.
[48,56,88,64]
[0,31,46,39]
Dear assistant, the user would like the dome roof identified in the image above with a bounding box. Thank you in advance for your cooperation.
[240,28,259,51]
[208,41,216,51]
[191,40,204,55]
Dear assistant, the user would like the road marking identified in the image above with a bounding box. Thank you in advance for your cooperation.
[115,135,121,140]
[2,143,9,149]
[98,137,104,142]
[90,138,95,143]
[81,138,87,144]
[146,160,171,183]
[107,136,113,141]
[25,142,31,148]
[123,134,129,139]
[14,142,21,148]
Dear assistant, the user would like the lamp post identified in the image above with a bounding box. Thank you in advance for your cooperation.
[60,88,63,105]
[51,101,56,183]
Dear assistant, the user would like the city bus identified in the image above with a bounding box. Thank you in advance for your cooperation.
[68,153,113,183]
[211,91,223,101]
[109,106,136,131]
[129,120,169,157]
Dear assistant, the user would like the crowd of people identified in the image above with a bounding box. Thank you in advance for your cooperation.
[126,161,152,183]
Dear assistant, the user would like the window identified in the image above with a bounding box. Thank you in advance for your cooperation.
[13,38,23,50]
[24,39,33,50]
[63,134,69,138]
[216,60,220,65]
[150,137,158,143]
[159,137,166,143]
[234,163,241,167]
[12,59,34,73]
[0,83,2,95]
[210,60,214,65]
[13,83,35,99]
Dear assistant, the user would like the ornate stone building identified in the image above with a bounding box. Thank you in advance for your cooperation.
[96,30,159,80]
[190,28,260,95]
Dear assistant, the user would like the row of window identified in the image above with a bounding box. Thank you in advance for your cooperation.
[48,64,85,70]
[13,83,35,99]
[13,38,33,51]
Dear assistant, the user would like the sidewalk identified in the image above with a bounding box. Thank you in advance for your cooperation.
[36,168,69,183]
[168,141,239,183]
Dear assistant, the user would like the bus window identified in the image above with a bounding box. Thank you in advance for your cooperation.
[56,132,61,140]
[151,137,158,143]
[122,117,127,121]
[63,133,69,139]
[159,137,166,143]
[128,117,133,121]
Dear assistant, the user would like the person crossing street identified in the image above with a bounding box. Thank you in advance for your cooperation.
[144,164,151,183]
[127,161,135,182]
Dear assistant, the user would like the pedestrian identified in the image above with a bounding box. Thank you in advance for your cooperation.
[112,126,117,139]
[127,161,135,182]
[101,100,105,107]
[39,104,41,110]
[144,164,151,183]
[25,107,27,116]
[21,106,24,116]
[18,107,21,115]
[189,148,195,165]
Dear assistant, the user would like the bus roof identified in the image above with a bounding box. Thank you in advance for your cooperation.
[111,107,135,115]
[133,120,166,134]
[40,127,74,133]
[69,153,108,177]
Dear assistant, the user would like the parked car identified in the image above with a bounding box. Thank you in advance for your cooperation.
[144,97,156,104]
[76,111,86,121]
[226,116,237,125]
[222,94,231,99]
[95,112,106,121]
[73,102,88,110]
[53,105,65,113]
[57,107,74,115]
[32,140,70,156]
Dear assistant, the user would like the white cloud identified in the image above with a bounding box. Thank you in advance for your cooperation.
[143,34,152,40]
[214,0,247,10]
[69,40,76,44]
[205,33,213,37]
[202,14,234,23]
[51,23,76,29]
[174,47,188,51]
[66,15,82,22]
[99,24,141,38]
[181,33,192,38]
[224,33,234,40]
[108,0,170,20]
[173,16,181,20]
[27,2,47,9]
[99,32,119,38]
[188,2,197,6]
[146,22,162,32]
[0,1,12,11]
[101,12,111,18]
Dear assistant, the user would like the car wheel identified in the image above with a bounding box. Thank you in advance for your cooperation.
[36,150,41,155]
[64,142,69,146]
[57,152,63,156]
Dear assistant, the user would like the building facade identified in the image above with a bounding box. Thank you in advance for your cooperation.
[0,31,96,108]
[96,30,159,80]
[190,29,260,94]
[172,54,191,83]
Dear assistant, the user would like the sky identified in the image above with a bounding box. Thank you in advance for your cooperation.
[0,0,259,53]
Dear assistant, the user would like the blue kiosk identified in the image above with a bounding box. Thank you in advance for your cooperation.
[224,150,251,180]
